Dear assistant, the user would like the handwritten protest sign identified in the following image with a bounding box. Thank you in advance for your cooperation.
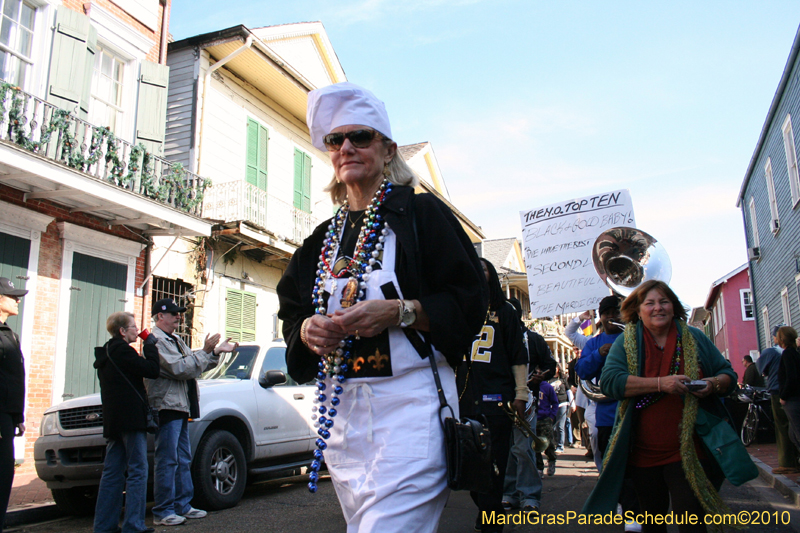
[519,190,635,318]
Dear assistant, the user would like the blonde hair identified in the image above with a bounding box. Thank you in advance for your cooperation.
[107,311,135,337]
[325,135,420,205]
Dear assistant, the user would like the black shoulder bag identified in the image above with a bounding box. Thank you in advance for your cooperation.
[105,345,159,434]
[400,195,493,493]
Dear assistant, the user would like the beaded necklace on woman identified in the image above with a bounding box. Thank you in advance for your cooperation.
[306,178,392,493]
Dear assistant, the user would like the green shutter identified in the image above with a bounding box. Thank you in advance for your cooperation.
[241,292,257,342]
[47,6,94,118]
[225,289,242,343]
[302,152,311,212]
[245,118,268,191]
[226,288,257,343]
[0,232,30,335]
[135,61,170,155]
[294,149,311,212]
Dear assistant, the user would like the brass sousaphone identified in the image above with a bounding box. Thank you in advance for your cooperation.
[577,227,672,402]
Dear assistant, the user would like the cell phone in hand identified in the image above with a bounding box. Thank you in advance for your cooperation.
[683,380,707,392]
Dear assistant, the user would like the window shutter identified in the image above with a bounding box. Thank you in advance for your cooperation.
[226,288,257,342]
[293,148,303,209]
[246,118,259,187]
[241,292,257,342]
[257,124,268,191]
[135,60,170,155]
[302,152,311,212]
[47,6,93,117]
[225,289,243,343]
[245,118,268,191]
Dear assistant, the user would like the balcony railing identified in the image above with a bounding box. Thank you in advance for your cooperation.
[203,180,319,245]
[0,82,210,216]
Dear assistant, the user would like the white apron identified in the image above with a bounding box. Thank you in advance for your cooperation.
[321,225,458,533]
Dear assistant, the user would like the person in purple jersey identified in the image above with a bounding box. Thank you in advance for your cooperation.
[535,379,559,476]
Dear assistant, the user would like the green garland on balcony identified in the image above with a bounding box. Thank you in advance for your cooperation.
[0,82,212,214]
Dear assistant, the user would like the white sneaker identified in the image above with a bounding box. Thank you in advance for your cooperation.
[625,521,643,532]
[182,507,207,519]
[154,514,186,526]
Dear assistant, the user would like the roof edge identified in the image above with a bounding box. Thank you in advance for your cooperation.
[737,24,800,207]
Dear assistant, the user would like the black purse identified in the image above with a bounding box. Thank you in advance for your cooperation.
[404,329,494,493]
[105,345,159,434]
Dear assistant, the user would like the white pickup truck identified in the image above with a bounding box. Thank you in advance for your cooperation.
[34,341,317,514]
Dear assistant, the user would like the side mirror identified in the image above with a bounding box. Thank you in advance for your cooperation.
[259,370,287,389]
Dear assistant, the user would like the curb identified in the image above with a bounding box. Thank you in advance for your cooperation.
[750,454,800,507]
[5,502,64,528]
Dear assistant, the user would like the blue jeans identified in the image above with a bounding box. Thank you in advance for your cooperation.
[93,431,148,533]
[502,427,542,509]
[554,403,568,449]
[152,418,193,520]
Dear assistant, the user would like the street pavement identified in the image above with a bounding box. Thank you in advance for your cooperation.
[9,447,800,533]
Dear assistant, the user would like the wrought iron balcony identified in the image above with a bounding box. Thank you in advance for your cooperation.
[203,180,319,245]
[0,82,210,216]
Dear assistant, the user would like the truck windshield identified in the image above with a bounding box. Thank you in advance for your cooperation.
[201,345,260,380]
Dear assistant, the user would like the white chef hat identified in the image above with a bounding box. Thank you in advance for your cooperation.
[306,82,392,151]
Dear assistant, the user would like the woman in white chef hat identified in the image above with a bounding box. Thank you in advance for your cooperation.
[277,82,489,532]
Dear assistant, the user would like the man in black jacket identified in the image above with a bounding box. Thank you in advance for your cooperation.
[93,312,160,533]
[0,278,26,533]
[502,298,556,514]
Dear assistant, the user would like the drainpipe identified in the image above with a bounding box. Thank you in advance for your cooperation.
[159,0,169,65]
[196,35,254,176]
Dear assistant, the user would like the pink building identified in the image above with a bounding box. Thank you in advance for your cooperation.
[703,264,759,382]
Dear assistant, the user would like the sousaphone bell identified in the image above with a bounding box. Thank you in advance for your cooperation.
[577,227,672,402]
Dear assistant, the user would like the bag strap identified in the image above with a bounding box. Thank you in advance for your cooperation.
[400,193,454,421]
[105,344,151,410]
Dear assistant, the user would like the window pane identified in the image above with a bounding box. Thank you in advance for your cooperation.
[17,26,30,56]
[3,0,18,21]
[19,3,32,29]
[0,18,13,46]
[101,52,112,77]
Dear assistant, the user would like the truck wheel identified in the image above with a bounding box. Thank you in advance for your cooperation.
[52,486,98,516]
[191,429,247,510]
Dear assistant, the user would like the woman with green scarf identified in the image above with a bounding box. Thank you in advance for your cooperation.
[582,280,737,533]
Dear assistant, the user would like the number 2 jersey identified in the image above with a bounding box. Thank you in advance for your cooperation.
[457,301,528,417]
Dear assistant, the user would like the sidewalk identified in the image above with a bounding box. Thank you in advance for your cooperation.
[745,441,800,507]
[5,471,61,528]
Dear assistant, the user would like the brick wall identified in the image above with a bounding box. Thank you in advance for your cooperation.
[0,184,149,471]
[60,0,171,63]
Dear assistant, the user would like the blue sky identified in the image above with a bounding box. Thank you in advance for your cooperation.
[172,1,800,308]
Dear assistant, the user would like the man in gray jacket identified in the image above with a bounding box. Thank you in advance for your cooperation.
[146,299,237,526]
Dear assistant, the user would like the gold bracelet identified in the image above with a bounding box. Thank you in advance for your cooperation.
[712,375,721,394]
[300,317,311,348]
[396,299,404,327]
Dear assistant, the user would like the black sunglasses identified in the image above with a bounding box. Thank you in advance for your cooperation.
[322,129,381,152]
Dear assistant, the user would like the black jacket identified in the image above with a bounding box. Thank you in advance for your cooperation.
[94,337,160,439]
[778,345,800,401]
[0,322,25,424]
[278,186,489,384]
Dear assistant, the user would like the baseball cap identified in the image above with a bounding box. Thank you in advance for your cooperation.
[771,324,786,338]
[151,298,186,316]
[0,277,27,297]
[598,295,621,316]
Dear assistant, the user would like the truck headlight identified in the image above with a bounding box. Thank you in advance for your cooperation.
[40,413,59,436]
